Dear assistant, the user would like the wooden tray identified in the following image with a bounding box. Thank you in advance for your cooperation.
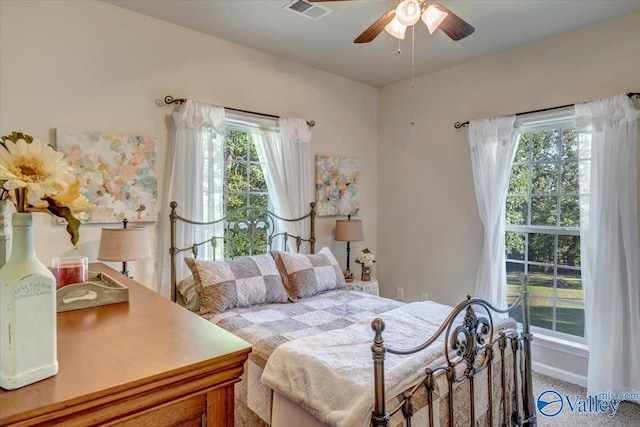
[56,271,129,312]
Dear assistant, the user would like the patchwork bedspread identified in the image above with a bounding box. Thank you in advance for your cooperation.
[205,289,404,425]
[206,290,519,427]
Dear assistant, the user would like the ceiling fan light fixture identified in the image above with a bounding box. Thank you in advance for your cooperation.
[395,0,422,26]
[384,16,407,40]
[422,4,448,34]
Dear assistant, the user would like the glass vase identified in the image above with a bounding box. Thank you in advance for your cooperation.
[361,265,371,281]
[0,212,58,390]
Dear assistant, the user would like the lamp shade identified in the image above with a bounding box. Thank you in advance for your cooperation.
[395,0,422,26]
[97,227,151,262]
[384,17,407,40]
[334,219,364,242]
[422,4,448,34]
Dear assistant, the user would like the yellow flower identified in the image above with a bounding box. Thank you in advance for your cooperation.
[51,178,95,214]
[0,138,75,209]
[1,132,93,246]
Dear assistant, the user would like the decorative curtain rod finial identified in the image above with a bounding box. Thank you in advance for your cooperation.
[164,96,186,105]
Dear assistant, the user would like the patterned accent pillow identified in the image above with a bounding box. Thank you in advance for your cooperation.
[176,275,200,312]
[271,247,346,301]
[184,254,289,315]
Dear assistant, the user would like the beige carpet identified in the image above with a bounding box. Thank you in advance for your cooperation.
[533,372,640,426]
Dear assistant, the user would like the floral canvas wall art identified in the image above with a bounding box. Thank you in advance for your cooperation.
[55,128,158,223]
[315,155,360,216]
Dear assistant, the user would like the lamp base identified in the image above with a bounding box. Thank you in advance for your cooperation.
[343,269,354,282]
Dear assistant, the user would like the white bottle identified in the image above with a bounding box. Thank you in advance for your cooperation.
[0,212,58,390]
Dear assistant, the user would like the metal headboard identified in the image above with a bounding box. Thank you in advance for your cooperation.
[169,201,316,302]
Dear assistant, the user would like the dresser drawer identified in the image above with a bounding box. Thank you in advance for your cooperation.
[112,393,206,427]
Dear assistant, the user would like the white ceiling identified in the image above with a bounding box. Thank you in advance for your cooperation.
[103,0,640,87]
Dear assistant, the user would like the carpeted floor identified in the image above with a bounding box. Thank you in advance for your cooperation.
[533,371,640,426]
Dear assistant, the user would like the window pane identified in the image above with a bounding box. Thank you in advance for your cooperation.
[508,164,529,195]
[532,162,558,194]
[529,297,554,330]
[227,229,250,258]
[556,298,584,337]
[560,196,580,227]
[249,164,267,192]
[532,130,560,161]
[226,130,248,160]
[557,236,580,267]
[506,262,524,305]
[505,232,525,260]
[528,264,555,291]
[507,262,524,282]
[560,196,580,228]
[557,267,582,289]
[528,233,556,265]
[226,194,246,217]
[514,133,530,164]
[531,196,557,226]
[561,161,579,194]
[227,163,248,192]
[249,194,268,210]
[506,196,528,225]
[561,128,578,160]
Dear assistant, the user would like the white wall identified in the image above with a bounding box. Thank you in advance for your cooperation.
[378,13,640,383]
[378,13,640,303]
[0,0,379,292]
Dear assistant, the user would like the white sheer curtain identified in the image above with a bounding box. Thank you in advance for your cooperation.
[469,115,519,308]
[253,118,312,252]
[575,94,640,395]
[157,100,225,297]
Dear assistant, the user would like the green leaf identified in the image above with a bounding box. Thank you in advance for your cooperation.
[44,198,81,246]
[1,131,34,150]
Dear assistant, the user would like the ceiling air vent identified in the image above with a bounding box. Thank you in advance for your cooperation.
[283,0,332,21]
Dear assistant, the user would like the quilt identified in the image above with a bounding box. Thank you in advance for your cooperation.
[205,289,403,425]
[206,290,519,427]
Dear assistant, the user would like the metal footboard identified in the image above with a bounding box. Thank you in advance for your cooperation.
[371,279,536,427]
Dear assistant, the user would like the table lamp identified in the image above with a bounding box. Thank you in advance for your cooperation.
[97,219,151,277]
[334,215,364,281]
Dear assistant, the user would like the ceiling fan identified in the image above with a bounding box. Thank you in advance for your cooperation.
[309,0,474,43]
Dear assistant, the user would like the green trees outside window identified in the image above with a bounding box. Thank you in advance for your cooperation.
[505,127,585,338]
[223,128,270,258]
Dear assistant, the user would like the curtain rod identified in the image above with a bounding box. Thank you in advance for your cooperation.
[163,96,315,128]
[454,92,640,129]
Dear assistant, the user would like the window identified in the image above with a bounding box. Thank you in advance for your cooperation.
[201,120,271,259]
[505,118,586,340]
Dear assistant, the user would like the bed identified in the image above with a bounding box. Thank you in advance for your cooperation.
[168,201,537,427]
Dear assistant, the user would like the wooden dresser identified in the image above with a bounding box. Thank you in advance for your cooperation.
[0,263,251,427]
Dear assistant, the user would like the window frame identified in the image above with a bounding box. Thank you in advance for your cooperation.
[505,111,587,344]
[223,120,270,217]
[199,116,274,259]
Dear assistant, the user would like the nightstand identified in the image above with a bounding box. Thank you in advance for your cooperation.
[346,278,379,296]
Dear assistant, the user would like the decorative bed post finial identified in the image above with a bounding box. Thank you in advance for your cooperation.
[371,318,390,427]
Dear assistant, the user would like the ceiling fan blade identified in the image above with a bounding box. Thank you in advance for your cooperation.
[354,9,396,43]
[433,3,474,41]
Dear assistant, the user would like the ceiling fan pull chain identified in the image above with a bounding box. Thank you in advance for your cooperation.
[411,25,415,126]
